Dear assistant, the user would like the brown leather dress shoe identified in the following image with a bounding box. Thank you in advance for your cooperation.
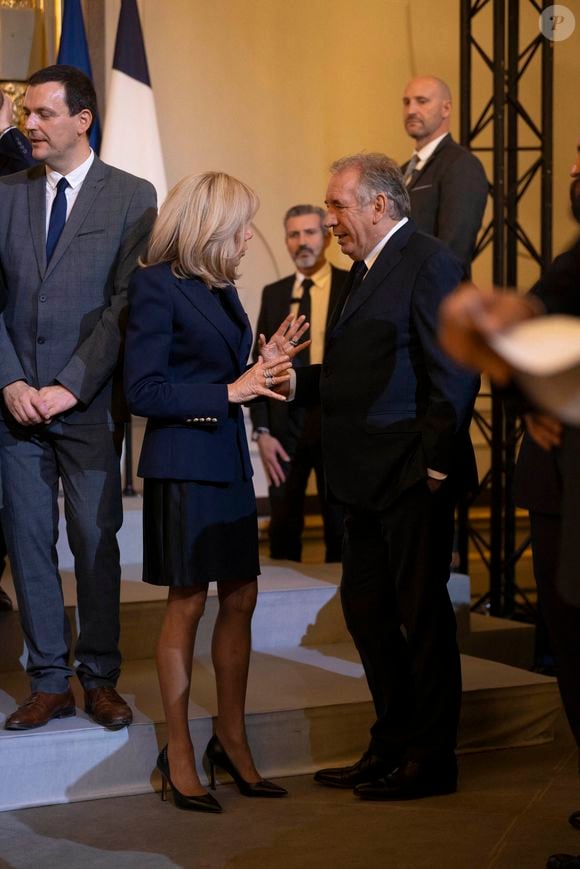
[5,690,76,730]
[0,585,13,612]
[84,686,133,730]
[314,751,389,789]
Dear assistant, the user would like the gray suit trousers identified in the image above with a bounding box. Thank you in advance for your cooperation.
[0,421,123,693]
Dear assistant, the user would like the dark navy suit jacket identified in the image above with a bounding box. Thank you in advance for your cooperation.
[402,134,488,277]
[124,262,254,483]
[0,127,34,177]
[515,239,580,515]
[296,220,479,512]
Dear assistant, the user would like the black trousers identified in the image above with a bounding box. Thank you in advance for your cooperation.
[340,479,461,763]
[531,509,580,749]
[268,438,343,563]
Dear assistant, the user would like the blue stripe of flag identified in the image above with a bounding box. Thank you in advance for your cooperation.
[56,0,101,152]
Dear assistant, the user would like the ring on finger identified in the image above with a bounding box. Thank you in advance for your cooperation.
[265,374,273,389]
[289,338,300,347]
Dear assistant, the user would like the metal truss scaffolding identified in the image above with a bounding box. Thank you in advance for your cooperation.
[458,0,553,617]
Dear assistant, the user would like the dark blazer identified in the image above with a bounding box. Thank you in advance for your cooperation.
[0,127,34,177]
[0,158,157,425]
[124,262,254,483]
[514,239,580,514]
[296,220,479,512]
[402,134,488,275]
[249,265,347,445]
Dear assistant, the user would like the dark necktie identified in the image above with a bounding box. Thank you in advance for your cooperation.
[403,153,419,187]
[341,260,368,317]
[297,278,313,363]
[46,177,70,263]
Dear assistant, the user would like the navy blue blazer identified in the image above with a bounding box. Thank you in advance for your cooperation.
[0,128,34,177]
[124,262,254,483]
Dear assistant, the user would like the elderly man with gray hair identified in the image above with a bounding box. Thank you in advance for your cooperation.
[283,152,479,800]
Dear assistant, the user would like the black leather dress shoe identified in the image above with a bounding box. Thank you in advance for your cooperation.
[314,751,389,789]
[547,856,580,868]
[355,756,458,801]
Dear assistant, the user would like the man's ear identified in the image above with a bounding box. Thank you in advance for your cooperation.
[76,108,93,136]
[373,192,388,224]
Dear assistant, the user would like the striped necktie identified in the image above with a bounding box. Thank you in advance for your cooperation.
[403,154,420,187]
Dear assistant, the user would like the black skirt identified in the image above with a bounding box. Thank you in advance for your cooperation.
[142,477,260,586]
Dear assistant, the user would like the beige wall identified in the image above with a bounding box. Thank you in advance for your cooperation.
[103,0,579,324]
[102,0,579,489]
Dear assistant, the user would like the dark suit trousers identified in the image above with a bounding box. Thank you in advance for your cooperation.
[268,437,343,563]
[529,510,580,748]
[0,422,123,693]
[340,479,461,762]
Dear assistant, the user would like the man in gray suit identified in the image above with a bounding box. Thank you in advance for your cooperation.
[0,65,156,730]
[401,75,488,277]
[0,90,36,613]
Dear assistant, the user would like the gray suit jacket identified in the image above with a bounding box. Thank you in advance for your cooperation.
[0,156,157,425]
[402,134,488,276]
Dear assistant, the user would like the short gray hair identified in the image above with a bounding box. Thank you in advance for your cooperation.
[329,153,410,220]
[284,204,328,235]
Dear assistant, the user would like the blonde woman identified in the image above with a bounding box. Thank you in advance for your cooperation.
[124,172,307,812]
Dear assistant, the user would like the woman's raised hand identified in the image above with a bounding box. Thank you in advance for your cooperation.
[227,355,292,404]
[258,314,311,366]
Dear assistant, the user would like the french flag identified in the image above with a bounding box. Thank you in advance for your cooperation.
[57,0,101,152]
[100,0,167,203]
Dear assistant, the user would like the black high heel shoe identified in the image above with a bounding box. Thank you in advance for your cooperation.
[205,734,288,797]
[157,745,222,812]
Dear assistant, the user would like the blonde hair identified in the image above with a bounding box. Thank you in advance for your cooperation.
[143,171,259,287]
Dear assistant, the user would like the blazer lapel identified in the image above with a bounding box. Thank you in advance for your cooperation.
[176,279,251,368]
[326,263,358,336]
[221,284,252,367]
[330,220,416,331]
[325,266,345,329]
[407,133,451,190]
[44,158,107,281]
[27,167,48,278]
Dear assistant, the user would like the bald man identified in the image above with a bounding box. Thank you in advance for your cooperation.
[401,75,488,277]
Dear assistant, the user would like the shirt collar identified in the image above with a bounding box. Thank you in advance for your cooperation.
[364,217,409,271]
[46,149,95,191]
[413,132,448,164]
[296,259,331,287]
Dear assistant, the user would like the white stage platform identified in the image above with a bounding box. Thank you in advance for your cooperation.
[0,499,559,812]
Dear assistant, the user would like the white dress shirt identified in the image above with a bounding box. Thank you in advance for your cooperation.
[408,132,448,173]
[45,149,95,236]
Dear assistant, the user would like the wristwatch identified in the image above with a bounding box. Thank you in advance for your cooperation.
[252,427,270,441]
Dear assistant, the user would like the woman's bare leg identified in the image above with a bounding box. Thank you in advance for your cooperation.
[157,584,208,795]
[212,577,260,782]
